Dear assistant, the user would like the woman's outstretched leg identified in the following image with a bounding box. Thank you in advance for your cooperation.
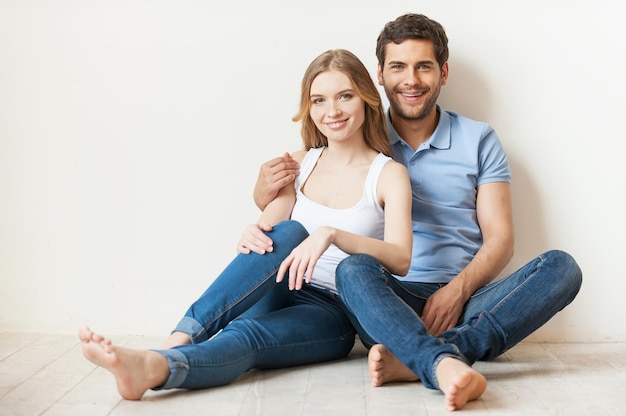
[153,287,356,391]
[79,326,169,400]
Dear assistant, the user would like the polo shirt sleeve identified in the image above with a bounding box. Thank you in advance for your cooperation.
[477,126,512,185]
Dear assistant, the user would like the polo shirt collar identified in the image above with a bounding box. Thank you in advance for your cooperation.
[387,105,451,150]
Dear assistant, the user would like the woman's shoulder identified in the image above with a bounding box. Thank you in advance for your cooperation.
[291,147,325,164]
[379,158,410,189]
[380,157,408,176]
[290,149,308,164]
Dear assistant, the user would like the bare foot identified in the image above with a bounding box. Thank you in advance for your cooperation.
[79,326,170,400]
[368,344,419,387]
[436,357,486,411]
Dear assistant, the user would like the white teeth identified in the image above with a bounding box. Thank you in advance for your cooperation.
[327,121,345,127]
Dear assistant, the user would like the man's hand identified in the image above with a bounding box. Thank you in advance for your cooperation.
[421,282,466,336]
[253,153,300,210]
[237,223,274,254]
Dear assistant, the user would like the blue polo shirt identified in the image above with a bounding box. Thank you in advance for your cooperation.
[389,107,511,283]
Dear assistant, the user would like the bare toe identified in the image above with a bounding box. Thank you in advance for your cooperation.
[368,344,418,387]
[437,357,486,411]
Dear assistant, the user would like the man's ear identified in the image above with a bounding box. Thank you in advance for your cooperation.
[440,62,449,86]
[377,63,384,86]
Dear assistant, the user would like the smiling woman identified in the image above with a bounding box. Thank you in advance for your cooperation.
[1,2,621,414]
[79,48,413,401]
[309,72,368,149]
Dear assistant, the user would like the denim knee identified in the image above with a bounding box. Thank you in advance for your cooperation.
[543,249,583,305]
[335,254,386,296]
[274,219,306,233]
[271,220,309,242]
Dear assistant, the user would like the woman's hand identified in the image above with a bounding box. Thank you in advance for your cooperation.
[276,227,334,290]
[237,223,274,254]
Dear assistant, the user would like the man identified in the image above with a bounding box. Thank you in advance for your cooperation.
[247,13,582,411]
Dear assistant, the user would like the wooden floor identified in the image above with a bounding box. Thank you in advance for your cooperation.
[1,333,624,415]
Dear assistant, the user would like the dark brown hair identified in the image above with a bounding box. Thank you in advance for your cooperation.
[375,13,449,68]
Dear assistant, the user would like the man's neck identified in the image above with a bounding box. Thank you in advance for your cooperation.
[390,107,440,151]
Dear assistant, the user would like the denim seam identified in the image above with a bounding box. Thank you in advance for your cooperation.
[191,265,282,343]
[256,330,356,351]
[471,255,544,325]
[470,254,545,300]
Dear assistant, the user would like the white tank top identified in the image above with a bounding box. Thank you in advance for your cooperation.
[291,147,391,292]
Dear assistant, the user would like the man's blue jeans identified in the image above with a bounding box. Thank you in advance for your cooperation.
[154,220,356,390]
[335,250,582,390]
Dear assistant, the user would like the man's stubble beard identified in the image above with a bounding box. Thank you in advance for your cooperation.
[383,82,441,122]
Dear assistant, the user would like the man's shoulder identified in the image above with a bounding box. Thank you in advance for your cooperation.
[444,109,490,128]
[442,109,496,139]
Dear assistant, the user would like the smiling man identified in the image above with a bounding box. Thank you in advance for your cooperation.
[250,13,582,411]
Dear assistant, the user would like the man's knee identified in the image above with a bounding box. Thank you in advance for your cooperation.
[543,249,583,303]
[546,249,582,280]
[335,254,384,294]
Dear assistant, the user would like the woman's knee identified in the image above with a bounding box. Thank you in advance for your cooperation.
[272,220,307,237]
[270,220,309,251]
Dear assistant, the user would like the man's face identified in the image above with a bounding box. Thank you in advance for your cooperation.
[377,39,448,122]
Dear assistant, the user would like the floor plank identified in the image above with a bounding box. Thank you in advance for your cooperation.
[0,333,624,416]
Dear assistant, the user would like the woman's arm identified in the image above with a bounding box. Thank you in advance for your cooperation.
[329,160,413,276]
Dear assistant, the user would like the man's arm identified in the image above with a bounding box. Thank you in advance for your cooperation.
[421,181,515,335]
[253,152,300,210]
[238,169,298,255]
[239,152,300,255]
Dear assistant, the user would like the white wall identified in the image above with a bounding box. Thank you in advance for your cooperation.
[1,0,623,342]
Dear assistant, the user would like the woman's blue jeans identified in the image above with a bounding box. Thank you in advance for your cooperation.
[335,250,582,390]
[154,220,356,390]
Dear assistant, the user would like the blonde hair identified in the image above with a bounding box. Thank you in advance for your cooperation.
[292,49,391,157]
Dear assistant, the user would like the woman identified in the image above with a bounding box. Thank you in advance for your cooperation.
[79,49,413,400]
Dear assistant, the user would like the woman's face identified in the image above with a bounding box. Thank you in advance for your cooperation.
[309,70,365,145]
